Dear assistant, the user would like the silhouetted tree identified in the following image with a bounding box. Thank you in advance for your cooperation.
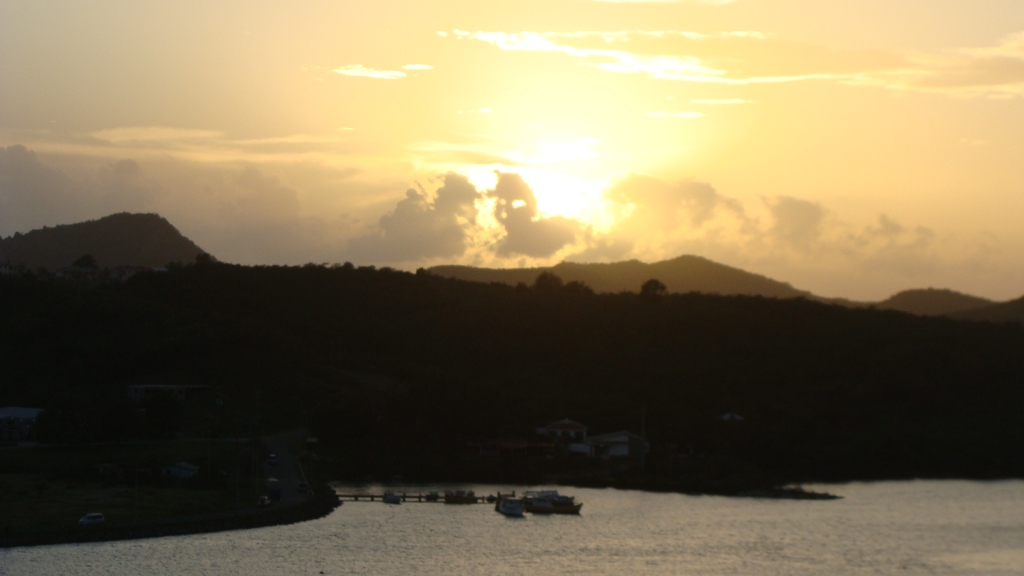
[641,278,667,300]
[533,271,564,292]
[73,254,98,269]
[564,280,594,296]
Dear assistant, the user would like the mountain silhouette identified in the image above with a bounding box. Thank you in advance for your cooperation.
[949,295,1024,325]
[873,288,993,316]
[0,213,209,269]
[431,257,1013,317]
[430,255,809,298]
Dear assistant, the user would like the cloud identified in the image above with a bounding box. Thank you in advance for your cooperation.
[0,145,371,264]
[346,173,482,262]
[333,65,408,80]
[605,174,743,230]
[402,64,434,70]
[644,111,705,118]
[768,196,826,246]
[489,172,580,257]
[691,99,754,105]
[91,127,224,143]
[456,28,1024,97]
[0,145,86,235]
[586,0,736,3]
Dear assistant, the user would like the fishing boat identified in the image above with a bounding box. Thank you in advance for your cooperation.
[382,491,402,504]
[522,490,583,514]
[444,490,477,504]
[495,496,525,517]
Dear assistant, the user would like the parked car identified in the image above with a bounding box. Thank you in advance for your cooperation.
[78,513,105,527]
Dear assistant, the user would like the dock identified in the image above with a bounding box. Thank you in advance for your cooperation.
[334,492,507,503]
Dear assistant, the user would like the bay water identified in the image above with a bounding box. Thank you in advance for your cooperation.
[2,481,1023,575]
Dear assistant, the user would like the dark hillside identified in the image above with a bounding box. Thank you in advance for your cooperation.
[0,213,208,269]
[2,263,1023,488]
[951,295,1024,325]
[876,288,993,316]
[431,255,808,298]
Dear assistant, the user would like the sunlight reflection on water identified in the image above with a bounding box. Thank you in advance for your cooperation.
[3,481,1023,576]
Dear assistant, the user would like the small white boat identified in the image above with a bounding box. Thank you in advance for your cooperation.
[77,513,105,527]
[382,492,402,504]
[495,496,525,517]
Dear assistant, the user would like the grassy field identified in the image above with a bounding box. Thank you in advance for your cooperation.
[0,440,264,532]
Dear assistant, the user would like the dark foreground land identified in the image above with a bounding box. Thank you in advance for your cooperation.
[2,260,1023,513]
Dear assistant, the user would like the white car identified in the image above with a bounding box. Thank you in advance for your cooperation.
[78,513,105,527]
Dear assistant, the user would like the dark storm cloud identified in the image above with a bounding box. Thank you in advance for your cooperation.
[489,172,579,258]
[346,172,481,262]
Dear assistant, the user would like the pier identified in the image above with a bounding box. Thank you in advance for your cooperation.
[333,492,510,503]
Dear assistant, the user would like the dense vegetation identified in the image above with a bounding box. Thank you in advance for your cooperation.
[3,260,1023,491]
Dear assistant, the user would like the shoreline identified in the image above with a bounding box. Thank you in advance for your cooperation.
[0,481,341,549]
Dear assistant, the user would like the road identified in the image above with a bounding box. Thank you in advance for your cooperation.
[262,430,313,507]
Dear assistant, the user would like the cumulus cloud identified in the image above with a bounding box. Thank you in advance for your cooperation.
[2,145,1020,300]
[346,173,481,262]
[489,172,580,258]
[768,196,826,246]
[605,174,743,230]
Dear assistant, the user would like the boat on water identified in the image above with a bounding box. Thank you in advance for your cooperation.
[522,490,583,514]
[444,490,477,504]
[382,492,402,504]
[495,496,525,517]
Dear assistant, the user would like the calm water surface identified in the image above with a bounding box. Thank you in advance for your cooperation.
[2,481,1023,575]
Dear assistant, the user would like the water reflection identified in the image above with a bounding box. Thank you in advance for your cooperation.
[3,481,1023,575]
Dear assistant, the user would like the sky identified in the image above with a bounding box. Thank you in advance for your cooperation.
[2,0,1024,300]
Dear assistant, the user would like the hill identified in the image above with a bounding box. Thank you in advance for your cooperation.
[950,295,1024,325]
[3,262,1023,489]
[0,213,209,269]
[873,288,994,316]
[430,255,809,298]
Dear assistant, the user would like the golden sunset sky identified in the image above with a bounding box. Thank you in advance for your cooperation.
[2,0,1024,299]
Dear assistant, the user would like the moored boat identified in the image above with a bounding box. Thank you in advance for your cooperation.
[522,490,583,514]
[382,491,402,504]
[495,496,525,517]
[444,490,477,504]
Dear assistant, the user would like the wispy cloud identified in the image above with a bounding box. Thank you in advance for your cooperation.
[691,98,754,105]
[402,64,434,70]
[333,65,408,80]
[586,0,736,3]
[455,28,1024,97]
[91,127,224,143]
[644,111,705,118]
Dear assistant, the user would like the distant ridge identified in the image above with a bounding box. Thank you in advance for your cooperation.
[0,213,209,269]
[874,289,994,316]
[430,255,809,299]
[431,256,1016,318]
[950,295,1024,325]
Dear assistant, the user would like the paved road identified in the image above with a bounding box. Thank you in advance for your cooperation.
[262,430,313,507]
